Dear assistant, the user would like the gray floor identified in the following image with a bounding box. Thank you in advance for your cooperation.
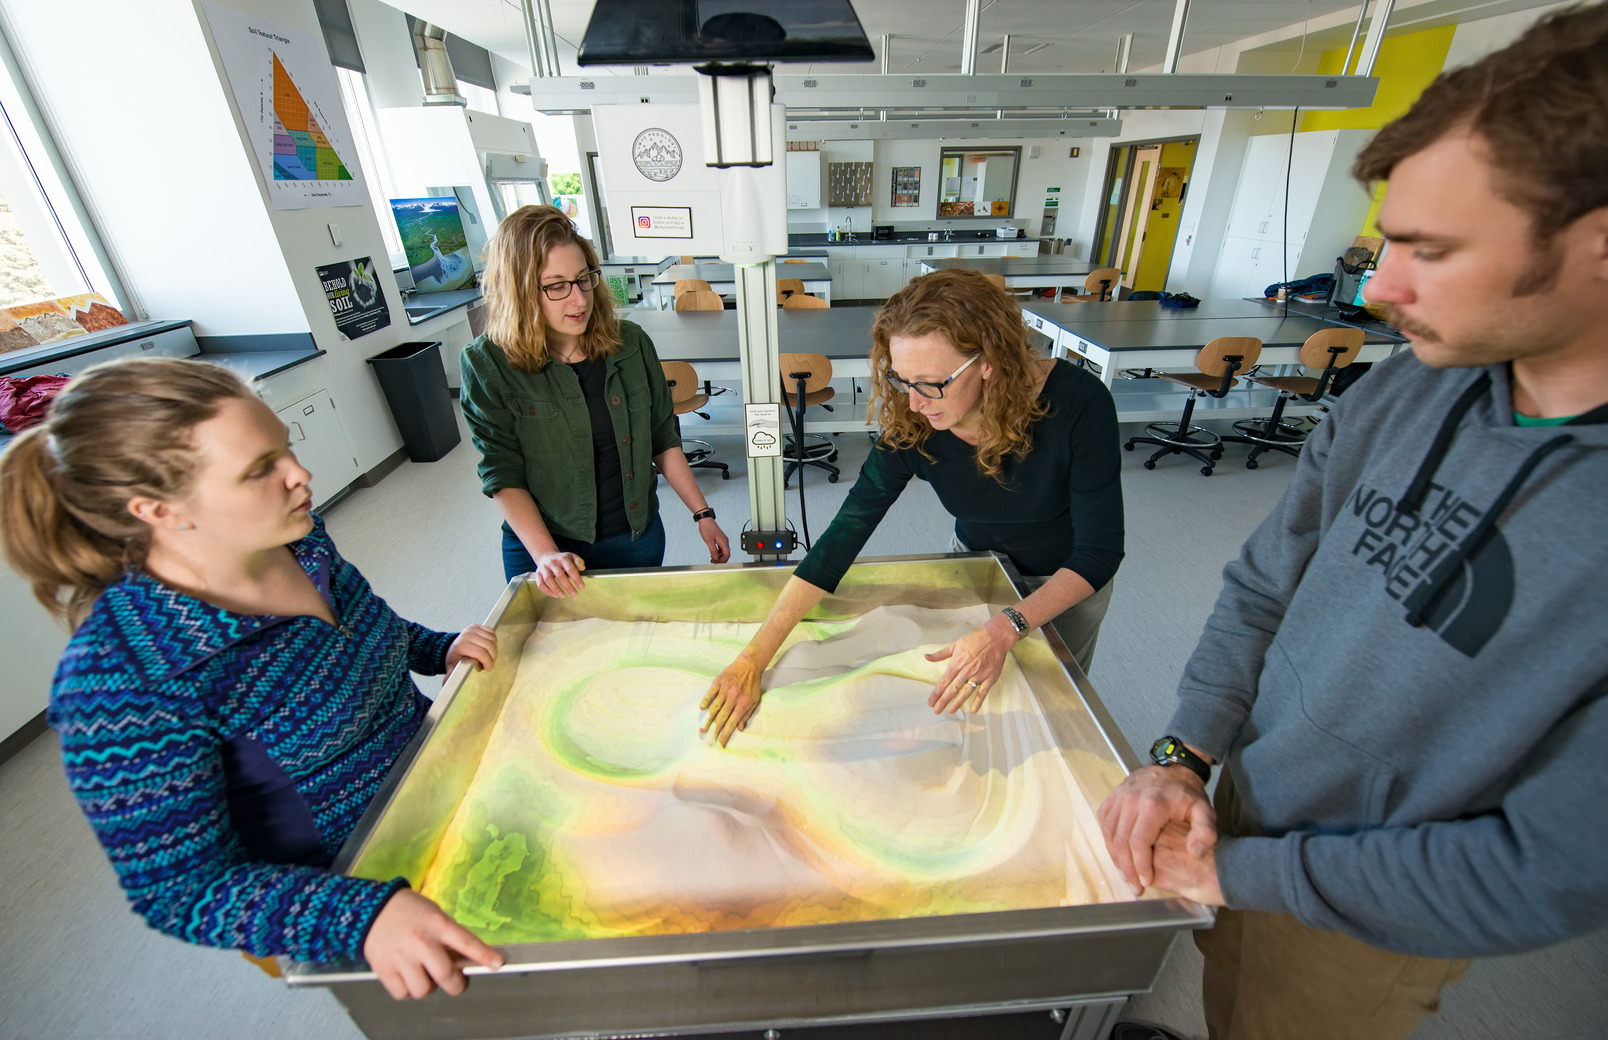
[2,405,1603,1039]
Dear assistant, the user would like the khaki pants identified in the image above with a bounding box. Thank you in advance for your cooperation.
[1197,770,1471,1040]
[950,535,1114,673]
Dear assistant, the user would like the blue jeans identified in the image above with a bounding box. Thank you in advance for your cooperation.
[500,513,666,583]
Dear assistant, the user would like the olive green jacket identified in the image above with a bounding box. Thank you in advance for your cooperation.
[458,321,681,542]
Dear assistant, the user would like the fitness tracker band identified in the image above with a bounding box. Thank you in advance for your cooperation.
[691,508,716,523]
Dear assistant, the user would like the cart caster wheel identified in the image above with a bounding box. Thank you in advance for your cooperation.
[828,473,839,483]
[1124,441,1135,451]
[1201,466,1214,476]
[1143,460,1156,470]
[1246,459,1259,470]
[1210,450,1224,460]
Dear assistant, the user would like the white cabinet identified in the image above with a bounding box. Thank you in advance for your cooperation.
[785,151,825,210]
[1210,129,1374,299]
[827,258,863,299]
[865,257,905,300]
[277,390,361,509]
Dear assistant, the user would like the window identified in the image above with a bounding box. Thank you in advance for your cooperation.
[0,29,121,310]
[937,146,1022,219]
[334,66,403,262]
[458,80,499,115]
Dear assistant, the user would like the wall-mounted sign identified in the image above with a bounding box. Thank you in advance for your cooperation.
[745,403,782,458]
[593,103,786,260]
[630,206,694,239]
[317,256,390,340]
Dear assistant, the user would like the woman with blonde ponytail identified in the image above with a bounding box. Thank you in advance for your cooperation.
[0,358,503,1000]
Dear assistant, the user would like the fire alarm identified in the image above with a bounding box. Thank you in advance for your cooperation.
[1069,147,1081,158]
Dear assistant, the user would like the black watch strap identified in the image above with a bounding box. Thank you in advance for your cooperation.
[1150,735,1211,784]
[692,507,716,522]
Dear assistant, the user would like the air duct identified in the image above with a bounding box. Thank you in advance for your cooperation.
[411,21,466,106]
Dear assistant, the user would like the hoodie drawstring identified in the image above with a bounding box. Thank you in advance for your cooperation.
[1403,432,1574,627]
[1397,371,1492,516]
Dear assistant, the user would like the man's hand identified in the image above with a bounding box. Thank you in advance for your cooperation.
[532,551,586,598]
[364,889,503,1000]
[925,617,1018,714]
[1152,821,1225,905]
[445,624,497,674]
[700,654,764,747]
[1097,764,1217,896]
[698,518,731,564]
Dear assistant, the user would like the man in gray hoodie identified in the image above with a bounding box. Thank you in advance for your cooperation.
[1098,6,1608,1038]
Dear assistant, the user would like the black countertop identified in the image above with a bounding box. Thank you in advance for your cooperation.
[788,230,1029,246]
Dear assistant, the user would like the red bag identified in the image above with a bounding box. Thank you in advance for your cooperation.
[0,375,71,433]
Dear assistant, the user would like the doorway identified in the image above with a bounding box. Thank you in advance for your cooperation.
[1091,137,1198,292]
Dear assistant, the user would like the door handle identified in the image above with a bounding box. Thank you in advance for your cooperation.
[290,421,306,442]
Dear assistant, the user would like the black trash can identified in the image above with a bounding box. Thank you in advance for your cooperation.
[366,341,461,463]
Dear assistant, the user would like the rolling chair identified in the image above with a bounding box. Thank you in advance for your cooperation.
[675,289,725,312]
[1125,337,1263,476]
[1221,327,1363,468]
[781,294,829,309]
[1063,267,1122,302]
[776,277,807,303]
[779,352,839,487]
[661,361,730,480]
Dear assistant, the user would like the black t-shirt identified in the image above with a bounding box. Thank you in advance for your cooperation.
[568,358,632,539]
[794,359,1125,593]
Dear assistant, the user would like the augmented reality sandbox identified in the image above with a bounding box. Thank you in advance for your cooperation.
[286,555,1210,1040]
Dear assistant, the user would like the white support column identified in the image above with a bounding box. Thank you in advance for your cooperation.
[959,0,981,75]
[1162,0,1192,73]
[1341,0,1372,75]
[1354,0,1397,77]
[736,261,787,555]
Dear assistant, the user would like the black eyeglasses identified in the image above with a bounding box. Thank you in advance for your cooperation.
[540,269,601,301]
[884,355,978,399]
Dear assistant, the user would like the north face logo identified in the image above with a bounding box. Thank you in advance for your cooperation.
[1346,482,1514,657]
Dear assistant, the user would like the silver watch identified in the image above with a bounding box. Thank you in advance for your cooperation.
[1001,606,1029,634]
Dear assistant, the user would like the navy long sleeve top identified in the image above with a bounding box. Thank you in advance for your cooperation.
[794,359,1125,592]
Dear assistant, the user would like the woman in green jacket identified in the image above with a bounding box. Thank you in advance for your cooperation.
[460,206,729,590]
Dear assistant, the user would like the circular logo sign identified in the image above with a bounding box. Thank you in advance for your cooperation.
[632,128,683,182]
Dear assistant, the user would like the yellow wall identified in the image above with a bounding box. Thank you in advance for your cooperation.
[1299,25,1456,234]
[1132,140,1198,292]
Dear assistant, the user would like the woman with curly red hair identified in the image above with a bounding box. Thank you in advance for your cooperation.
[701,267,1124,745]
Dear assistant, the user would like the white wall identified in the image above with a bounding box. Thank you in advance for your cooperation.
[785,136,1093,245]
[1443,1,1572,68]
[1,0,305,334]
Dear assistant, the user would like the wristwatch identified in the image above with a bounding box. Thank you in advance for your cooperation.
[691,507,716,522]
[1000,606,1029,635]
[1150,735,1211,784]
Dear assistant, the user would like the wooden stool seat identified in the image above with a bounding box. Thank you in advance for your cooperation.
[1160,371,1241,392]
[1221,327,1364,469]
[782,294,829,309]
[1126,336,1263,476]
[676,290,725,311]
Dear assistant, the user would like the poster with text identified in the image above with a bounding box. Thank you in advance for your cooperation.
[318,257,390,340]
[203,4,366,210]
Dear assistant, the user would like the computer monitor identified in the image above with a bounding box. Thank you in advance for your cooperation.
[1353,269,1374,307]
[389,197,477,293]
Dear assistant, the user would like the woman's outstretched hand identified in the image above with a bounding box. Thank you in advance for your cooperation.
[364,889,503,1000]
[700,653,764,747]
[925,618,1018,714]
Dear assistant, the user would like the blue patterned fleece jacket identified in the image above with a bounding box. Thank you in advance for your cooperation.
[48,518,455,962]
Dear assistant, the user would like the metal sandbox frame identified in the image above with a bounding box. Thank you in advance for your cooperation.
[284,553,1212,1039]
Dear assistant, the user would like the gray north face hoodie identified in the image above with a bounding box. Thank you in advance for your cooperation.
[1169,349,1608,959]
